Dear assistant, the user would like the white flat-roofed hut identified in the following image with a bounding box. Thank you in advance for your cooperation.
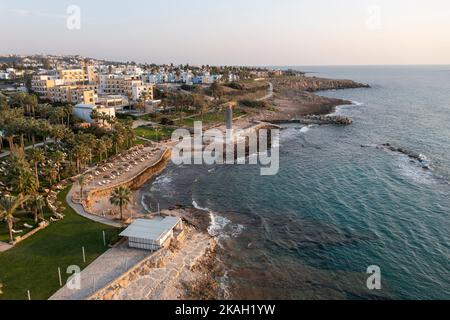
[119,217,183,251]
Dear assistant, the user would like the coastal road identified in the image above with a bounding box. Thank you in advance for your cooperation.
[257,82,274,101]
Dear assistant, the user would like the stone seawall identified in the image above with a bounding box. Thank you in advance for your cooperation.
[85,148,172,211]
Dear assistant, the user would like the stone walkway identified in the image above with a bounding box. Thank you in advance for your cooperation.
[0,241,13,252]
[49,244,150,300]
[116,232,213,300]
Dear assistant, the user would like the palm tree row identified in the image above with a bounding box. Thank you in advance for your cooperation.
[0,93,138,242]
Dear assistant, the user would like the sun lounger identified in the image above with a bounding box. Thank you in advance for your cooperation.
[12,229,23,234]
[55,213,64,219]
[24,224,34,229]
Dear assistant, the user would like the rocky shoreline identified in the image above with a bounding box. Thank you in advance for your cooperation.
[363,143,431,170]
[270,114,353,126]
[254,75,368,123]
[81,74,371,301]
[271,75,370,92]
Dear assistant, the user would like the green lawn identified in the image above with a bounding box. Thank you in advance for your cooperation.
[178,110,246,128]
[0,206,54,243]
[0,186,119,300]
[134,126,174,142]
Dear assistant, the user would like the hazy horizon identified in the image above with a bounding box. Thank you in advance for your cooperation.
[1,0,450,66]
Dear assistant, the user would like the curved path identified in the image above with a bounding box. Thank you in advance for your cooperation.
[257,82,273,101]
[66,185,122,228]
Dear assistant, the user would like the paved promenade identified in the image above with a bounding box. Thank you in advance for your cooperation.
[49,243,150,300]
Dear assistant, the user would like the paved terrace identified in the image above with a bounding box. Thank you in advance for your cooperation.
[49,242,150,300]
[71,144,168,221]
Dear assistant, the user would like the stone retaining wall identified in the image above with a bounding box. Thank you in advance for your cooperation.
[84,148,172,210]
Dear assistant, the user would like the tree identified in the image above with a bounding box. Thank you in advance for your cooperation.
[7,148,38,196]
[65,104,73,127]
[193,94,208,119]
[51,150,66,181]
[99,136,112,160]
[109,186,131,221]
[73,143,89,173]
[28,194,45,223]
[111,128,125,155]
[42,58,52,70]
[210,82,224,100]
[136,96,146,114]
[0,195,28,243]
[29,148,45,188]
[77,175,87,202]
[44,166,58,186]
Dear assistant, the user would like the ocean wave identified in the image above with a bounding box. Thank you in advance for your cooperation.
[396,155,435,185]
[299,124,317,133]
[368,143,437,185]
[351,100,365,106]
[329,100,364,116]
[150,172,173,191]
[140,194,152,213]
[192,200,245,239]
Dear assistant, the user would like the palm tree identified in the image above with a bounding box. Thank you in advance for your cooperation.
[77,175,87,202]
[28,193,45,223]
[0,194,28,243]
[111,130,125,155]
[7,148,38,197]
[73,144,89,173]
[101,136,113,158]
[65,104,73,127]
[29,148,45,188]
[96,139,108,162]
[44,166,58,186]
[109,186,131,221]
[52,150,66,181]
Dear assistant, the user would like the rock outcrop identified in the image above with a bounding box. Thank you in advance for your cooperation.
[271,76,370,92]
[362,143,431,170]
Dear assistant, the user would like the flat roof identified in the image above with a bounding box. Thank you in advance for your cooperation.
[119,217,181,241]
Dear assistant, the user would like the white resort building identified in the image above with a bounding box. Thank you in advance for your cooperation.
[119,217,183,251]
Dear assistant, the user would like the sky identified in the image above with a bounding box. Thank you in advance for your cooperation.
[1,0,449,66]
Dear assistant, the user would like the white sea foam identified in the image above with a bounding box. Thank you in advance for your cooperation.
[219,270,232,299]
[140,194,152,213]
[351,100,365,106]
[330,100,365,116]
[150,173,172,191]
[299,124,316,133]
[396,155,434,185]
[192,200,245,239]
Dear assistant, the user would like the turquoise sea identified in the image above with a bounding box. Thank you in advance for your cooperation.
[142,66,450,299]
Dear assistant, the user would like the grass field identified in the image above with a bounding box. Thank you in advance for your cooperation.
[0,206,54,243]
[134,126,174,141]
[0,186,119,300]
[178,110,246,128]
